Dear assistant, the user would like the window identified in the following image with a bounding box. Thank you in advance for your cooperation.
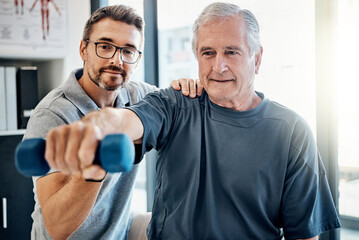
[337,0,359,222]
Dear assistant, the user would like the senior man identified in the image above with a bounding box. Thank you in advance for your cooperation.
[43,2,340,239]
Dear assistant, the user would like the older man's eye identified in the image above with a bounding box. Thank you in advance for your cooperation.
[202,51,215,56]
[226,50,239,55]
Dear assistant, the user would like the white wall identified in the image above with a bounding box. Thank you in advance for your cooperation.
[63,0,91,78]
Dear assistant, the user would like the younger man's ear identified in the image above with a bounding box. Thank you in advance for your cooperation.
[134,54,142,69]
[79,40,88,61]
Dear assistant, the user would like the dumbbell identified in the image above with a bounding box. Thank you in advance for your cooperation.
[15,134,135,177]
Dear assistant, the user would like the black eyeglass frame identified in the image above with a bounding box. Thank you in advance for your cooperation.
[86,40,142,64]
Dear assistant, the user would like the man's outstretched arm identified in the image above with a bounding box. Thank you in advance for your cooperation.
[38,79,197,239]
[45,108,144,181]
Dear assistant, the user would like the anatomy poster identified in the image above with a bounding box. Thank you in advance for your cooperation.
[0,0,66,58]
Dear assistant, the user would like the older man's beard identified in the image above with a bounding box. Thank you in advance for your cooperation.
[89,65,127,91]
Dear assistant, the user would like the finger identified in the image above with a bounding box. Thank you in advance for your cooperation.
[170,79,181,90]
[178,78,189,96]
[64,122,84,175]
[188,78,196,98]
[45,129,57,170]
[54,127,71,174]
[78,125,102,170]
[82,165,106,181]
[195,79,204,96]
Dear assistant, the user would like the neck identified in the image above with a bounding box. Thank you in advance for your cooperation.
[213,91,262,111]
[78,75,119,108]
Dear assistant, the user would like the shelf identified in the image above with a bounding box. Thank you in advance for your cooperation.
[0,129,26,136]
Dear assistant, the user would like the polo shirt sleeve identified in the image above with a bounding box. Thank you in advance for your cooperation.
[126,87,180,162]
[24,108,68,139]
[281,118,341,239]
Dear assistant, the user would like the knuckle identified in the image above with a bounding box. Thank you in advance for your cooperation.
[64,153,78,167]
[55,158,67,173]
[57,126,69,139]
[73,121,84,130]
[83,124,96,135]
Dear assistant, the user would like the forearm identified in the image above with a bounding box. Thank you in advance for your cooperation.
[38,174,102,239]
[82,107,144,142]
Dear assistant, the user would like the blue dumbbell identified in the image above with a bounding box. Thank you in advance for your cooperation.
[15,134,135,177]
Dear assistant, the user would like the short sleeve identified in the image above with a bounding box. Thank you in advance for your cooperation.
[281,119,340,239]
[126,88,180,161]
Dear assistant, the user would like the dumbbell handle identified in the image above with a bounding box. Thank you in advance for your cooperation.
[15,134,135,177]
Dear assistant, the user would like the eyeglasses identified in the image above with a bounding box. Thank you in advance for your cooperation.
[86,40,142,64]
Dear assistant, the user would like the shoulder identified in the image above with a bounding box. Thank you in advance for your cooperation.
[35,86,79,117]
[126,81,158,96]
[25,107,67,139]
[264,100,317,160]
[25,88,82,139]
[123,81,158,104]
[262,99,309,132]
[259,98,315,149]
[142,87,200,110]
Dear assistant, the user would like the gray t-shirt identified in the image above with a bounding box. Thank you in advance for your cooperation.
[25,68,157,240]
[128,88,340,239]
